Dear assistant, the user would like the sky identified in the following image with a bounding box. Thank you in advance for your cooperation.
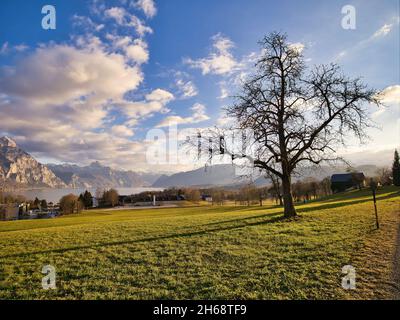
[0,0,399,172]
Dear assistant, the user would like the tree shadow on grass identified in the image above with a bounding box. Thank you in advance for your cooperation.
[1,191,398,260]
[0,215,287,259]
[296,192,399,214]
[190,191,399,229]
[309,189,400,205]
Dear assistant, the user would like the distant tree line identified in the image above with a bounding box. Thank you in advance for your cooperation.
[0,193,49,210]
[123,188,187,203]
[0,192,26,204]
[368,150,400,187]
[392,150,400,186]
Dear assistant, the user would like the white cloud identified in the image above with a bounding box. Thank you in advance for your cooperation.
[218,81,229,99]
[145,88,174,102]
[378,85,400,105]
[105,7,126,24]
[289,42,305,54]
[72,14,104,32]
[184,33,240,75]
[213,52,258,101]
[372,85,400,124]
[371,24,393,39]
[134,0,157,18]
[0,41,169,170]
[0,1,168,171]
[176,79,198,98]
[0,42,9,54]
[0,42,28,55]
[121,88,175,123]
[156,103,209,127]
[216,113,235,127]
[14,44,28,52]
[107,34,149,64]
[128,15,153,36]
[0,44,143,106]
[372,85,400,118]
[336,18,399,61]
[111,124,135,137]
[371,107,386,119]
[105,6,152,36]
[125,40,149,64]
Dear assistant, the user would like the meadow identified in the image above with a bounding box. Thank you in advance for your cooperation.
[0,186,399,300]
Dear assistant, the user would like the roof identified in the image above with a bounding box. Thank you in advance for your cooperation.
[331,172,365,182]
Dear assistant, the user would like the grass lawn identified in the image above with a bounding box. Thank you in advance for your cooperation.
[0,186,399,299]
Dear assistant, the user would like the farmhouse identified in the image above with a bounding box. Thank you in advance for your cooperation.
[330,172,365,193]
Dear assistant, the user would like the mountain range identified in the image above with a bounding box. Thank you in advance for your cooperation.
[1,136,381,190]
[152,163,381,188]
[0,136,66,188]
[152,164,254,188]
[47,162,160,189]
[0,137,159,189]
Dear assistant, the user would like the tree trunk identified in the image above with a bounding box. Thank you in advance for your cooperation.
[281,174,297,218]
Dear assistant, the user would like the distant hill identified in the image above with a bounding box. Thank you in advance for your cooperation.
[47,162,161,189]
[152,164,254,188]
[152,163,380,188]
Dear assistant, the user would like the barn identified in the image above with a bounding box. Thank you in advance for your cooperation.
[331,172,365,193]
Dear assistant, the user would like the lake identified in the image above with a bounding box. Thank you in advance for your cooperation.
[12,187,164,203]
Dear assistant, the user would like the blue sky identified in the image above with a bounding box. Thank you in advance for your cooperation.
[0,0,399,171]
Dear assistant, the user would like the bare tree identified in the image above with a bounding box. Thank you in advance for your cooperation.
[184,188,201,202]
[375,167,392,186]
[319,177,332,197]
[103,188,119,207]
[191,32,381,218]
[60,194,83,215]
[265,171,283,206]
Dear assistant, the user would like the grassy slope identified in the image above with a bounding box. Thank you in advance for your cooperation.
[0,187,399,300]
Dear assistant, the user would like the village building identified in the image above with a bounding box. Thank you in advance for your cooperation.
[331,172,365,193]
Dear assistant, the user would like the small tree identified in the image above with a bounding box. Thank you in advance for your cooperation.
[265,171,283,206]
[184,188,201,202]
[33,197,40,209]
[319,177,332,196]
[237,184,259,206]
[376,167,392,186]
[60,194,82,215]
[40,199,48,210]
[393,150,400,186]
[79,190,93,209]
[103,188,119,207]
[210,188,225,205]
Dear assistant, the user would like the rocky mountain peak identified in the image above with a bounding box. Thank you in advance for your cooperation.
[0,136,17,148]
[0,136,66,188]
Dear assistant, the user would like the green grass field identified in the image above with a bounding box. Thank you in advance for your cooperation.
[0,187,399,300]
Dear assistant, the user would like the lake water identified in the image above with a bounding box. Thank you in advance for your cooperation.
[12,187,164,203]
